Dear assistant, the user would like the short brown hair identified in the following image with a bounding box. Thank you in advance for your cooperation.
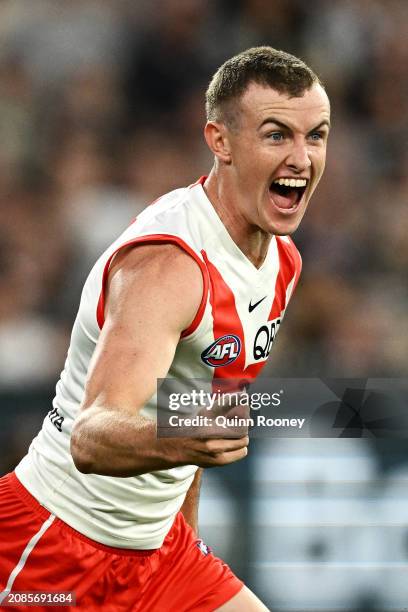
[206,46,322,129]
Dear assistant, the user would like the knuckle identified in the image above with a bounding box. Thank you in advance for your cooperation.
[216,454,228,466]
[203,439,215,451]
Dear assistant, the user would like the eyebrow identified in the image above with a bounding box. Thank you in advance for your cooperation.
[259,118,331,132]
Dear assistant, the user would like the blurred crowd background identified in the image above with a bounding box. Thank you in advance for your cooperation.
[0,1,407,610]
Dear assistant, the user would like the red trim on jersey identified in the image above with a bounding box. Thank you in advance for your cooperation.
[201,242,302,387]
[287,235,303,292]
[96,235,209,338]
[202,251,251,390]
[188,176,207,189]
[269,237,302,320]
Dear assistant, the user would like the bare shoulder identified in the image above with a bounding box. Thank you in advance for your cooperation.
[105,242,204,334]
[78,243,204,417]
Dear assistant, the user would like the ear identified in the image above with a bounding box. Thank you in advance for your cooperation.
[204,122,232,164]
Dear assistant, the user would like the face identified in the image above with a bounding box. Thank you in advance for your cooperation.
[224,82,331,236]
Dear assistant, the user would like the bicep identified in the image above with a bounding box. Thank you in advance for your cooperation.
[81,243,203,416]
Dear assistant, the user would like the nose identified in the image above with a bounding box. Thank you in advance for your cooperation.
[285,139,311,173]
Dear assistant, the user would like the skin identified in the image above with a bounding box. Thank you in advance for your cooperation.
[204,82,331,267]
[71,81,330,612]
[179,467,202,534]
[71,244,249,478]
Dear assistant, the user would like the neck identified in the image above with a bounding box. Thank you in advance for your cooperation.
[203,167,272,268]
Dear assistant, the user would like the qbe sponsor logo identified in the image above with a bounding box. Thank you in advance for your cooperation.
[253,317,282,361]
[201,334,241,367]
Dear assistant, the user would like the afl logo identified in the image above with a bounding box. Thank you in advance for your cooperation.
[201,335,241,367]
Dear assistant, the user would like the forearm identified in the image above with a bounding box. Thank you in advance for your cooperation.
[180,468,202,535]
[70,406,186,477]
[71,405,249,476]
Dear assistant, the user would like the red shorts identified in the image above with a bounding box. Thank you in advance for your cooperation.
[0,473,243,611]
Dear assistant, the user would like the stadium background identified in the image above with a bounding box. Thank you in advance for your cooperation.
[0,1,406,610]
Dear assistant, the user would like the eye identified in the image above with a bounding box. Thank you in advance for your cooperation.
[267,132,284,142]
[309,131,324,141]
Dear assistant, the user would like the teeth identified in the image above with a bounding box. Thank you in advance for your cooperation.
[273,178,307,188]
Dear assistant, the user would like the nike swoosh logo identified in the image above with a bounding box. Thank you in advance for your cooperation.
[248,296,267,312]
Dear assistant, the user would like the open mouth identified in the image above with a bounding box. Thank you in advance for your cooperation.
[269,178,307,212]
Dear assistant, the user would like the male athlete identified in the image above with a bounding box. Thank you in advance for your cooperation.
[0,47,330,610]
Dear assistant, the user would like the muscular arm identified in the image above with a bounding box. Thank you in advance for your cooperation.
[70,243,248,477]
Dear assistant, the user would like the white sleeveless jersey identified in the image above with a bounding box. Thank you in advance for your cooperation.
[16,178,302,549]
